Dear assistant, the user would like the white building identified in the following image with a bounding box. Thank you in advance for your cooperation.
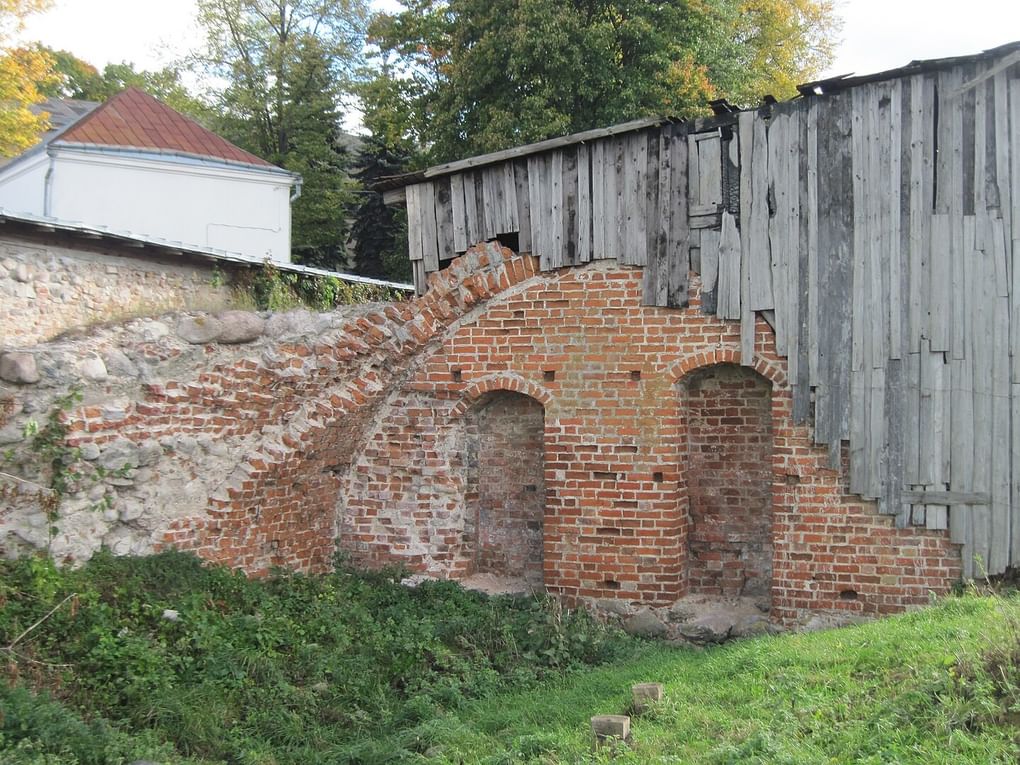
[0,88,300,264]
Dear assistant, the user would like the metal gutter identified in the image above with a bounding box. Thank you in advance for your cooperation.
[0,208,414,292]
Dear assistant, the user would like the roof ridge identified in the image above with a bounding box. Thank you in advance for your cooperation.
[55,87,278,170]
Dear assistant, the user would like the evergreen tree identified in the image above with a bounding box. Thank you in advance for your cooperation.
[192,0,368,269]
[349,133,411,282]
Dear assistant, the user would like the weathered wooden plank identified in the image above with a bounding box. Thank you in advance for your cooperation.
[904,490,990,505]
[903,352,921,485]
[450,173,468,252]
[807,99,820,388]
[992,72,1011,247]
[769,109,791,355]
[464,170,481,247]
[715,214,740,320]
[698,132,722,207]
[480,165,499,240]
[888,79,904,361]
[527,155,548,265]
[411,259,427,295]
[560,147,578,266]
[576,145,591,263]
[1012,383,1020,566]
[423,116,667,177]
[907,75,934,353]
[621,133,648,266]
[502,161,519,233]
[513,159,532,253]
[435,177,456,261]
[746,114,772,311]
[785,107,803,378]
[814,90,854,464]
[592,140,607,259]
[989,216,1011,574]
[549,150,565,268]
[643,130,661,277]
[643,125,671,306]
[849,85,868,375]
[687,132,701,208]
[1010,79,1020,251]
[405,182,424,263]
[666,125,691,309]
[928,214,952,353]
[419,180,439,273]
[610,136,627,262]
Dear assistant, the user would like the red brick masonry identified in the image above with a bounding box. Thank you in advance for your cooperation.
[66,244,960,624]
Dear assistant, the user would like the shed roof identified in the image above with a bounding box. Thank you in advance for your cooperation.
[377,39,1020,194]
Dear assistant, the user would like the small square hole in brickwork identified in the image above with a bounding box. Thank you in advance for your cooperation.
[514,309,525,318]
[653,471,664,483]
[524,484,537,492]
[630,370,642,381]
[839,589,859,601]
[786,474,799,485]
[452,369,463,382]
[603,579,621,590]
[544,370,556,382]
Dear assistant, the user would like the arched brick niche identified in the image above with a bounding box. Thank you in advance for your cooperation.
[679,363,774,597]
[462,390,546,587]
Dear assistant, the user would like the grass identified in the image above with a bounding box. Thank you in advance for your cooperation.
[1,552,1018,764]
[426,594,1020,764]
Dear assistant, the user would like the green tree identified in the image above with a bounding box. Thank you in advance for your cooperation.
[191,0,369,269]
[34,48,210,121]
[0,0,54,156]
[349,133,412,281]
[367,0,839,163]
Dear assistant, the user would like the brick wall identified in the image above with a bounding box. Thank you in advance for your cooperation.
[2,243,962,624]
[1,231,231,348]
[465,390,545,585]
[683,364,773,597]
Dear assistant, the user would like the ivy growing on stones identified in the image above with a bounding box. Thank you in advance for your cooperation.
[1,386,133,549]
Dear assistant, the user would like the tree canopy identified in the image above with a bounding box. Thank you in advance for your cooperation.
[366,0,839,164]
[189,0,369,269]
[0,0,54,156]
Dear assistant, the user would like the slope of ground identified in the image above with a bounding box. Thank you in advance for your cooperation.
[1,552,1017,764]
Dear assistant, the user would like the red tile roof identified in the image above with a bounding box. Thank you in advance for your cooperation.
[57,87,276,168]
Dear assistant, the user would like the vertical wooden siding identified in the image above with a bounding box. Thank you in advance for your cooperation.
[403,53,1020,577]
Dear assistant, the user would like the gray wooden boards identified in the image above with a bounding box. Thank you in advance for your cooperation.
[400,50,1020,576]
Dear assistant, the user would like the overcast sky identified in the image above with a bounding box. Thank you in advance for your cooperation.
[18,0,1020,96]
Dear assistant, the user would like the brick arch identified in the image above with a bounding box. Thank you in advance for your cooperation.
[450,373,554,417]
[667,348,788,389]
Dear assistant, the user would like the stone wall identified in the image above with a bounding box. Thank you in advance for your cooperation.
[0,230,231,348]
[0,243,963,625]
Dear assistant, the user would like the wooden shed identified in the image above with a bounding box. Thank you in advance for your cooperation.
[384,41,1020,579]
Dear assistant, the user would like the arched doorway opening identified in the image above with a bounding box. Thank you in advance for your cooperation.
[463,390,546,589]
[680,363,773,597]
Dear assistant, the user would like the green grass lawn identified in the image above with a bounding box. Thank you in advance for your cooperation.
[426,595,1020,764]
[1,551,1017,764]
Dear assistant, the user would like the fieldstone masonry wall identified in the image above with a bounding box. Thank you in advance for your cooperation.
[1,232,231,348]
[0,243,962,625]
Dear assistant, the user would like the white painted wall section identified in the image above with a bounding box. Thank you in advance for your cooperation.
[46,150,295,263]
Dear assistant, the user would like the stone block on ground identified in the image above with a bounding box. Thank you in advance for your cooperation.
[631,682,664,715]
[591,714,630,745]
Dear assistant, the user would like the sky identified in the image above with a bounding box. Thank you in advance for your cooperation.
[15,0,1020,101]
